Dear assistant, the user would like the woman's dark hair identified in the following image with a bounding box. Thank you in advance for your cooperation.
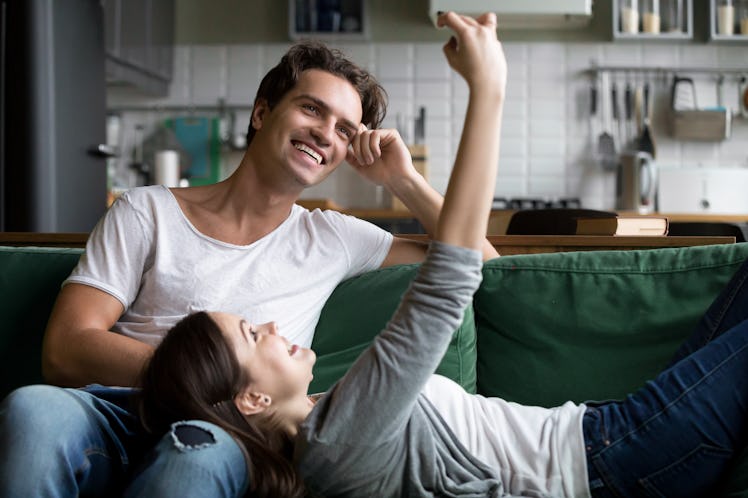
[138,311,305,498]
[246,40,387,145]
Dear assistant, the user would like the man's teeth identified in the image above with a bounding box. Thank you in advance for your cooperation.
[294,143,322,164]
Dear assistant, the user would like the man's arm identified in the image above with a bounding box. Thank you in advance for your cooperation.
[41,283,153,387]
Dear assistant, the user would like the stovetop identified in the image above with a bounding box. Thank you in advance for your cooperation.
[493,197,582,210]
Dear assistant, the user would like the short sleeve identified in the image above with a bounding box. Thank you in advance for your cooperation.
[320,210,393,278]
[64,193,153,309]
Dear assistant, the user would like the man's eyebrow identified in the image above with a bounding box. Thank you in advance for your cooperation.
[295,94,359,131]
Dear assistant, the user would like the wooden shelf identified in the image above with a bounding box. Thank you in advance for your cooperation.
[400,234,735,255]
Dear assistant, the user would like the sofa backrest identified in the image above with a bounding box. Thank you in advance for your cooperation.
[475,242,748,407]
[0,247,83,398]
[310,263,477,394]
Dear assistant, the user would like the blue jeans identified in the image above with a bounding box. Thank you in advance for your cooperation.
[584,257,748,497]
[0,385,248,497]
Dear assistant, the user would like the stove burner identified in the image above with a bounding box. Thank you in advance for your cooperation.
[492,197,582,210]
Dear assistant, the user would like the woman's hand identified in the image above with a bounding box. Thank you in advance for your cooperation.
[437,11,507,99]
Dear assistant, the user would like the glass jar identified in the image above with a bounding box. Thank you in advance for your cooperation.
[717,0,735,35]
[662,0,684,32]
[642,0,661,33]
[620,0,640,33]
[738,0,748,34]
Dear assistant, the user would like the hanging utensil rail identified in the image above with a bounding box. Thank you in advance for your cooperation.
[585,64,747,80]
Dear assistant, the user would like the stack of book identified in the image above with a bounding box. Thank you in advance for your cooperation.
[574,216,669,236]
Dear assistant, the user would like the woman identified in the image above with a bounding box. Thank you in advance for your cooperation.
[139,12,748,498]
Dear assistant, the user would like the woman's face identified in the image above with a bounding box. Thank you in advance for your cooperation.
[211,311,316,403]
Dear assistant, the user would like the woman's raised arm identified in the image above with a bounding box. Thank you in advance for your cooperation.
[434,11,507,251]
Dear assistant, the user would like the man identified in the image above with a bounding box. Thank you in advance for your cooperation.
[0,39,499,497]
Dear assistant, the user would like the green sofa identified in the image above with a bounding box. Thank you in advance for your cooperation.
[3,242,748,495]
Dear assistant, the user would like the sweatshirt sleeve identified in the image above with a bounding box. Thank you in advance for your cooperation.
[300,240,483,445]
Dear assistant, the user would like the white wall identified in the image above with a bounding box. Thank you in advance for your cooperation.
[107,40,748,211]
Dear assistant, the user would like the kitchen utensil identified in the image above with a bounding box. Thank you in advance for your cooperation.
[612,82,622,151]
[637,82,656,158]
[616,151,656,214]
[624,81,633,146]
[671,76,696,111]
[589,83,598,146]
[414,107,426,145]
[597,73,617,170]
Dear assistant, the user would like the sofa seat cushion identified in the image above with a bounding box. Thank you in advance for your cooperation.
[310,263,477,394]
[475,242,748,407]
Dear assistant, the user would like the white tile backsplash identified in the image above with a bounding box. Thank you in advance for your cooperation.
[191,46,227,105]
[108,39,748,210]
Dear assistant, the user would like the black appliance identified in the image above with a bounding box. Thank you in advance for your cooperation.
[1,0,108,232]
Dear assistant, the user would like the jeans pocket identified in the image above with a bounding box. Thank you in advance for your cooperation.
[638,444,733,498]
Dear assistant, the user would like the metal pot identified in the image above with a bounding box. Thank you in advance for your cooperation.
[616,151,656,214]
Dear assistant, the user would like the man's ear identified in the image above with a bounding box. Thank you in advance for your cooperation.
[251,99,269,132]
[234,390,272,416]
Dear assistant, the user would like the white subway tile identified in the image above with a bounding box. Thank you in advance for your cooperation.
[162,46,192,105]
[494,175,527,197]
[414,43,451,80]
[261,44,293,74]
[336,44,375,72]
[528,176,566,197]
[376,44,414,80]
[190,46,227,105]
[529,137,565,157]
[415,81,451,100]
[226,45,263,105]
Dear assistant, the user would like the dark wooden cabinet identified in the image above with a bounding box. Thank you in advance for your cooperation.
[104,0,175,96]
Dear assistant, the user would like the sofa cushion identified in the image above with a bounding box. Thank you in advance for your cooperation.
[0,247,83,399]
[475,242,748,407]
[310,263,477,394]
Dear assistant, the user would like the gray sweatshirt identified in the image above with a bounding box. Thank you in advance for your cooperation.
[295,241,523,497]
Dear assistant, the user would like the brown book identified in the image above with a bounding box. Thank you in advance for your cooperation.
[575,216,669,236]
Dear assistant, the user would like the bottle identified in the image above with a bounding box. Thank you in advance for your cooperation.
[642,0,661,33]
[718,0,735,35]
[621,0,640,33]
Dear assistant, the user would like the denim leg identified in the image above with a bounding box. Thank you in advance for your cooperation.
[584,318,748,498]
[669,257,748,365]
[0,384,147,498]
[124,420,249,498]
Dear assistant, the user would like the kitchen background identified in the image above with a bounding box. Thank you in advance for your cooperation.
[103,1,748,213]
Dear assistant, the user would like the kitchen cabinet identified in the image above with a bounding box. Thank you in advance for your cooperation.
[289,0,369,41]
[612,0,693,40]
[104,0,175,96]
[709,0,748,41]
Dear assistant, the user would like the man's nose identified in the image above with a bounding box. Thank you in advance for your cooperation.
[310,119,334,145]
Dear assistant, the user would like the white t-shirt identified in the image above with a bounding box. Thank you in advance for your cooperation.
[422,375,589,497]
[65,185,393,348]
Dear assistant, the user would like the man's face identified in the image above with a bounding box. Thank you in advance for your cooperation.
[251,69,363,189]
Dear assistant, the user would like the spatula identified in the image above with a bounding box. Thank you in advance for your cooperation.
[637,82,656,158]
[597,73,617,170]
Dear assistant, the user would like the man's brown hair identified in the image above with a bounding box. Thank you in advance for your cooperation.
[246,41,387,145]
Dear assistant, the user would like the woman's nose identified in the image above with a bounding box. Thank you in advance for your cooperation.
[257,322,278,336]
